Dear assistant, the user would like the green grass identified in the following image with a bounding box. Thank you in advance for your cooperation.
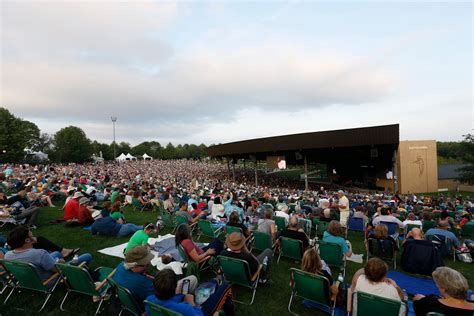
[1,206,473,315]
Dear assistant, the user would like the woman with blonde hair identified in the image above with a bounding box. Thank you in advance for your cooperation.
[300,248,338,297]
[365,224,399,252]
[413,267,474,315]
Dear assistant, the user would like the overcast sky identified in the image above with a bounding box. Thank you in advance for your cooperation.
[1,1,472,146]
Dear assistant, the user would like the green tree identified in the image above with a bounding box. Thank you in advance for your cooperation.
[51,126,93,163]
[457,134,474,184]
[91,141,113,160]
[0,107,41,162]
[161,142,176,159]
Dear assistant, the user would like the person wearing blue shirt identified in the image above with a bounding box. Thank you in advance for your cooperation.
[146,269,203,316]
[322,220,353,258]
[114,246,198,310]
[91,209,143,237]
[425,220,460,247]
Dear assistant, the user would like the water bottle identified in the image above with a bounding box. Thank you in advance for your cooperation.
[262,256,268,272]
[72,255,79,264]
[402,289,408,301]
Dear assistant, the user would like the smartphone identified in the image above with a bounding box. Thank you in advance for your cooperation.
[182,279,190,295]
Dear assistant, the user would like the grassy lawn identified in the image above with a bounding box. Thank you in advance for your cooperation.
[1,206,473,315]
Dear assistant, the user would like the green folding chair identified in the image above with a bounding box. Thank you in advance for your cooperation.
[176,215,197,233]
[56,263,114,315]
[366,238,397,269]
[145,299,182,316]
[349,290,407,316]
[288,268,335,315]
[317,221,330,237]
[225,225,253,250]
[108,278,143,316]
[196,220,224,241]
[277,237,303,263]
[252,231,274,253]
[263,203,274,210]
[422,220,436,233]
[318,240,346,278]
[177,244,212,281]
[161,211,177,233]
[0,267,13,295]
[461,224,474,237]
[404,223,421,235]
[217,255,262,305]
[274,216,287,231]
[1,259,62,312]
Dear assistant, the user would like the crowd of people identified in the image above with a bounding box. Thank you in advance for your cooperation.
[1,160,474,315]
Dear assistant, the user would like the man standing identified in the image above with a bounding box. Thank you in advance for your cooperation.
[337,190,350,227]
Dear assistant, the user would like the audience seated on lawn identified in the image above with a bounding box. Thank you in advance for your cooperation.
[124,223,157,254]
[413,267,474,316]
[366,223,399,252]
[299,248,338,299]
[146,268,235,316]
[113,245,198,307]
[175,224,224,261]
[63,191,82,222]
[177,201,198,224]
[280,216,310,251]
[322,220,352,258]
[401,227,444,275]
[77,197,94,226]
[372,206,404,229]
[226,211,252,238]
[91,209,143,237]
[221,232,272,284]
[351,258,405,316]
[257,209,277,242]
[425,220,461,247]
[4,226,91,282]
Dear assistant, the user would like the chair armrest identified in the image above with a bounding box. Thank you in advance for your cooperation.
[250,264,263,282]
[331,281,340,301]
[43,272,60,286]
[95,268,117,291]
[198,255,211,264]
[189,222,198,228]
[346,288,353,312]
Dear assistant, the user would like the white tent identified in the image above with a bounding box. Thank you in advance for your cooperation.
[142,153,153,160]
[115,153,127,161]
[125,153,136,161]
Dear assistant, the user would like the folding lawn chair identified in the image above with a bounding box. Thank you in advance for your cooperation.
[177,244,213,281]
[288,268,336,316]
[217,255,262,305]
[404,223,421,235]
[318,240,346,278]
[161,211,177,233]
[426,234,456,262]
[317,221,330,237]
[252,231,275,254]
[108,278,144,316]
[196,220,224,241]
[461,224,474,238]
[277,237,303,264]
[145,299,182,316]
[56,263,115,315]
[274,216,287,231]
[366,238,397,268]
[347,290,407,316]
[176,215,197,233]
[345,216,364,238]
[1,259,62,312]
[422,220,436,233]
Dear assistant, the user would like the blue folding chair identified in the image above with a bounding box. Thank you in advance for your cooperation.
[345,216,365,238]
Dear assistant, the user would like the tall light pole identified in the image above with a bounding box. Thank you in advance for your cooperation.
[111,116,117,160]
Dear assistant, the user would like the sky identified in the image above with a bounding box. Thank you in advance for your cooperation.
[1,0,472,146]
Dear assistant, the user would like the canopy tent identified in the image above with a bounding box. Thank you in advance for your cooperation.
[115,153,127,161]
[125,153,137,161]
[142,153,153,160]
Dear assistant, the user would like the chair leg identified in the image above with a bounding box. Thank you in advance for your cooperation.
[287,291,296,315]
[95,297,105,315]
[38,292,52,313]
[3,286,16,304]
[60,290,70,311]
[277,251,282,264]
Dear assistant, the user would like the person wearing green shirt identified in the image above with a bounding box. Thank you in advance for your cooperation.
[111,189,121,204]
[124,223,157,254]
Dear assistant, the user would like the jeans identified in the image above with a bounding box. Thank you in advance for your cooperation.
[201,282,235,316]
[117,224,143,237]
[13,206,40,226]
[50,251,93,265]
[202,238,224,256]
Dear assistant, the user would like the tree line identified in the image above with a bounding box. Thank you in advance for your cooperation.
[0,107,208,163]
